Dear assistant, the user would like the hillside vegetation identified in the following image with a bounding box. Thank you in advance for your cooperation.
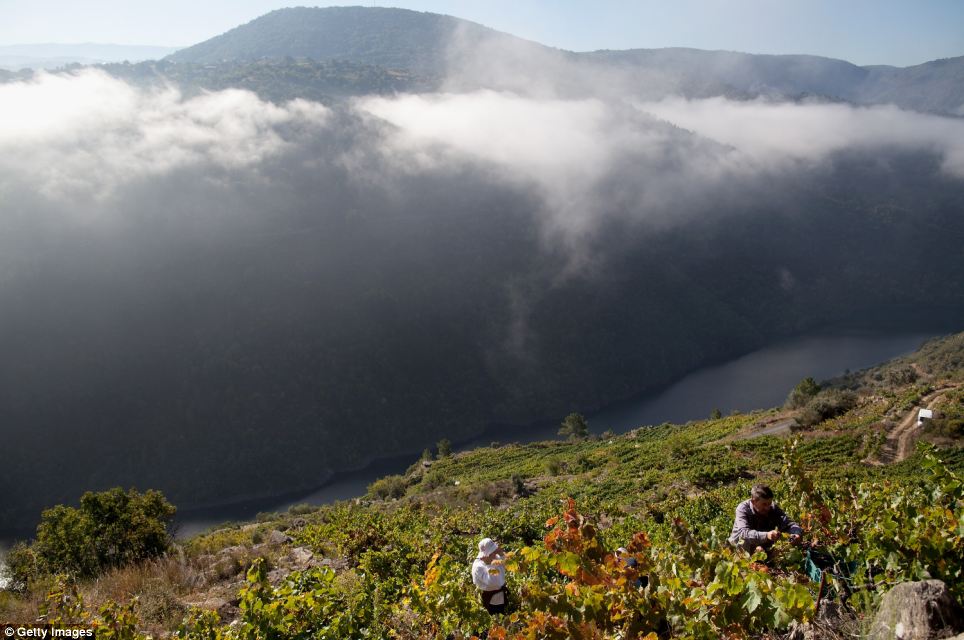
[2,333,962,638]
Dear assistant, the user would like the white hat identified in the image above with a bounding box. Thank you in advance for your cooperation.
[477,537,499,558]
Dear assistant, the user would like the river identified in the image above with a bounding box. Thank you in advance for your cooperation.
[169,330,935,537]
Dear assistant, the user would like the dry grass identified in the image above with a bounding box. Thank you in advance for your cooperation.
[0,583,48,624]
[79,554,202,634]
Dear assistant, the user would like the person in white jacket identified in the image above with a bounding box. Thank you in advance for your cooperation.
[471,537,507,614]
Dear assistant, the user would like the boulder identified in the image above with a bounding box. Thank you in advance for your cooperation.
[268,530,293,546]
[870,580,964,640]
[218,545,246,556]
[289,546,314,568]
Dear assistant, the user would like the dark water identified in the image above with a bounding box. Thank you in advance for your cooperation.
[170,330,934,538]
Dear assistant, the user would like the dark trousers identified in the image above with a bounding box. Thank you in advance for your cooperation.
[481,586,507,614]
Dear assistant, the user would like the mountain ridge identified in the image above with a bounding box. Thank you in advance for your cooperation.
[164,6,964,114]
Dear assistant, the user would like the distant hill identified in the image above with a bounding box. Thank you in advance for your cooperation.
[0,43,178,71]
[165,6,964,115]
[584,48,869,99]
[164,6,547,78]
[102,57,436,102]
[859,56,964,115]
[587,48,964,115]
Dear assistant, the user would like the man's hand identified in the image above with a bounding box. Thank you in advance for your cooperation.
[766,529,781,542]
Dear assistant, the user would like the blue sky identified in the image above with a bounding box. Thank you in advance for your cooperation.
[1,0,963,66]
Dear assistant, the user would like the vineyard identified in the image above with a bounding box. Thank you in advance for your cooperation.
[2,333,963,639]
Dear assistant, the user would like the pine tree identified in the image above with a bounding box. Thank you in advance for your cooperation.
[558,412,589,440]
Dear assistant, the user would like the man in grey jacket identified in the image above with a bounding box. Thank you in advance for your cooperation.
[728,485,803,555]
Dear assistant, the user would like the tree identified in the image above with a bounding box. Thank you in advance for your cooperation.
[5,542,38,592]
[710,408,723,420]
[32,487,176,578]
[558,412,589,440]
[786,376,821,409]
[421,447,433,462]
[436,438,452,458]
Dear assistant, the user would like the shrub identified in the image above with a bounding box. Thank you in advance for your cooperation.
[33,487,176,578]
[287,503,317,516]
[5,541,39,592]
[511,474,528,497]
[885,365,919,386]
[799,389,857,426]
[436,438,452,458]
[575,453,595,472]
[368,474,408,500]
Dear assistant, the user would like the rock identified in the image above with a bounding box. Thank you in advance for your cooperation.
[218,545,245,556]
[267,568,288,585]
[319,557,349,571]
[290,517,307,529]
[217,602,239,622]
[268,530,292,546]
[209,556,243,579]
[870,580,964,640]
[289,546,314,568]
[188,597,239,622]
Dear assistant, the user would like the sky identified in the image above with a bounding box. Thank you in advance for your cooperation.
[1,0,962,67]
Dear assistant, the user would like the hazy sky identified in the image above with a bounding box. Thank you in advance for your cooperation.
[1,0,962,67]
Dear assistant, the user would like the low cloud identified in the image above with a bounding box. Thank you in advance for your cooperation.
[0,69,330,201]
[354,90,964,251]
[3,71,962,249]
[355,91,735,245]
[636,97,964,178]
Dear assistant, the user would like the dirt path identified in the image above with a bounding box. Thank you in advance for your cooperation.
[873,385,959,464]
[735,418,797,441]
[892,398,932,462]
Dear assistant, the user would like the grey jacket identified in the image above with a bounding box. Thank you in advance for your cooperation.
[728,499,803,550]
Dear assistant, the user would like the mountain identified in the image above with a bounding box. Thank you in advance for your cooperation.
[165,7,964,114]
[102,58,435,102]
[586,48,964,114]
[0,43,179,71]
[859,56,964,115]
[164,6,549,78]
